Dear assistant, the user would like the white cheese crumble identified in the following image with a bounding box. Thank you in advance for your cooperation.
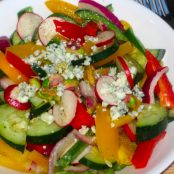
[147,105,152,111]
[94,72,100,79]
[102,108,107,112]
[83,56,91,66]
[108,67,117,79]
[73,66,84,80]
[23,36,32,43]
[79,125,89,135]
[17,82,38,103]
[84,36,98,43]
[129,66,137,78]
[91,126,96,134]
[56,83,66,97]
[91,45,97,52]
[102,101,109,107]
[133,84,144,102]
[111,123,115,128]
[40,112,54,125]
[36,39,43,46]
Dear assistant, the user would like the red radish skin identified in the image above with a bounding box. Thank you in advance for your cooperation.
[17,12,43,39]
[38,17,66,46]
[95,31,115,47]
[78,0,124,31]
[64,164,89,172]
[72,129,96,146]
[72,99,95,130]
[86,96,97,113]
[48,131,76,174]
[142,66,168,104]
[53,90,78,127]
[98,21,108,31]
[4,85,31,110]
[6,51,36,79]
[116,56,134,89]
[0,36,11,54]
[95,75,116,105]
[0,76,16,90]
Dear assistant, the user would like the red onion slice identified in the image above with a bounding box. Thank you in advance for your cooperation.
[142,66,168,104]
[64,164,89,172]
[0,36,11,54]
[72,129,96,146]
[48,131,76,174]
[0,76,16,90]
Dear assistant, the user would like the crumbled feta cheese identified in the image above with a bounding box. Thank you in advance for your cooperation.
[79,125,89,135]
[34,50,40,56]
[137,105,144,113]
[10,64,13,67]
[57,83,66,97]
[71,46,76,50]
[104,45,106,50]
[84,36,98,43]
[92,114,96,118]
[111,123,115,128]
[36,39,43,45]
[133,84,144,102]
[23,36,32,43]
[108,67,117,79]
[102,108,107,112]
[83,56,91,66]
[17,75,21,79]
[43,146,47,149]
[73,66,84,80]
[40,112,54,125]
[102,101,109,107]
[42,64,57,79]
[25,112,30,118]
[91,45,97,52]
[17,82,38,103]
[62,68,74,79]
[147,105,152,111]
[94,72,100,79]
[129,66,137,78]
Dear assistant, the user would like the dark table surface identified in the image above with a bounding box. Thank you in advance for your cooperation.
[166,0,174,18]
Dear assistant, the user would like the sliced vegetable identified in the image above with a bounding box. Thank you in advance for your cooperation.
[0,76,16,90]
[17,12,43,39]
[0,36,11,54]
[85,21,99,36]
[27,143,50,154]
[132,131,166,169]
[64,164,90,172]
[147,49,166,62]
[31,63,47,78]
[145,49,174,108]
[78,0,124,30]
[17,6,33,18]
[168,108,174,123]
[10,30,22,46]
[142,66,168,104]
[75,9,128,41]
[136,104,168,143]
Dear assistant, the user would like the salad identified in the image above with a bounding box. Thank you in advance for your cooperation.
[0,0,173,174]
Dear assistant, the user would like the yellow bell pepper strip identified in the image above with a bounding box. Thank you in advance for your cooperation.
[82,40,95,55]
[120,20,132,31]
[0,51,29,84]
[28,150,49,173]
[117,132,135,166]
[0,138,30,163]
[45,0,85,24]
[112,98,141,128]
[91,41,133,68]
[95,103,119,161]
[0,155,31,172]
[6,44,46,59]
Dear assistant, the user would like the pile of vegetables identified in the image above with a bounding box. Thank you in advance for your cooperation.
[0,0,173,174]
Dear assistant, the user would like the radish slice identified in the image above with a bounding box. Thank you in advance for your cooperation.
[38,17,66,46]
[142,66,168,104]
[116,56,134,89]
[17,12,43,39]
[64,164,89,172]
[71,145,92,164]
[74,88,82,97]
[98,21,108,31]
[95,75,116,105]
[0,76,16,90]
[78,0,124,31]
[95,31,115,47]
[53,90,78,127]
[0,36,11,54]
[79,81,96,99]
[4,85,31,110]
[72,129,96,146]
[48,131,76,174]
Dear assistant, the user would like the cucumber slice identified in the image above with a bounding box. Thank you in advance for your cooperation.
[29,96,44,108]
[122,55,145,84]
[27,119,72,144]
[56,140,88,170]
[79,146,110,170]
[71,40,119,66]
[147,49,166,62]
[31,63,47,78]
[81,20,91,28]
[136,104,168,143]
[54,169,99,174]
[10,30,22,45]
[47,37,61,46]
[48,13,79,25]
[113,162,126,171]
[75,9,128,41]
[0,104,29,152]
[168,108,174,123]
[17,7,33,18]
[0,91,6,105]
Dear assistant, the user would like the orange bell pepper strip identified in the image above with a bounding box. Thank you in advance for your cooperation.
[6,44,46,59]
[45,0,85,24]
[95,103,119,161]
[0,155,31,172]
[112,98,141,128]
[91,41,133,68]
[0,51,29,84]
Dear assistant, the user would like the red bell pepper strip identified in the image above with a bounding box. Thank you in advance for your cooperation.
[123,124,136,142]
[53,20,86,45]
[145,49,174,109]
[71,100,95,129]
[131,131,166,169]
[27,143,50,154]
[6,51,36,79]
[85,21,100,36]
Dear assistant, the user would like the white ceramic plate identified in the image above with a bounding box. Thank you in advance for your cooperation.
[0,0,174,173]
